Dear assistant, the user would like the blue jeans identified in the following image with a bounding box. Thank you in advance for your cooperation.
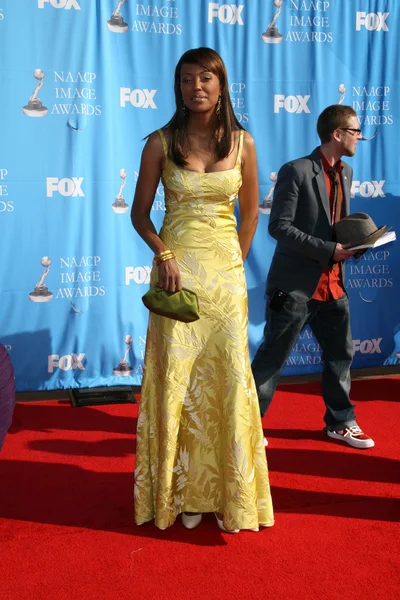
[251,293,357,429]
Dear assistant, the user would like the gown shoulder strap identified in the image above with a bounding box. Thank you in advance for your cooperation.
[235,130,244,168]
[157,129,168,157]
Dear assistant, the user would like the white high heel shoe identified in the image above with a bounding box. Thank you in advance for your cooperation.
[182,512,202,529]
[215,513,259,533]
[215,513,239,534]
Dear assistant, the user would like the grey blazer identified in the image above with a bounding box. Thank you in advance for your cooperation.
[266,147,352,300]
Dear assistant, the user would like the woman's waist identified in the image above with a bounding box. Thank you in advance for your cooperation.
[156,238,243,272]
[161,211,237,230]
[160,225,239,248]
[150,254,245,288]
[163,204,236,218]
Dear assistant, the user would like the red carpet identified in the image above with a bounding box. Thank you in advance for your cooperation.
[0,379,399,600]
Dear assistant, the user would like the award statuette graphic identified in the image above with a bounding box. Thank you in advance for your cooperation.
[262,0,283,44]
[338,84,346,105]
[29,257,53,302]
[259,172,278,214]
[112,169,129,213]
[113,335,134,376]
[107,0,129,33]
[23,69,48,117]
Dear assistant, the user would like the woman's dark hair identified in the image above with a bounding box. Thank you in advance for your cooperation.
[163,47,243,167]
[317,104,357,143]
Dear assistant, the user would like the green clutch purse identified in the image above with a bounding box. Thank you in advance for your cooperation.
[142,286,200,323]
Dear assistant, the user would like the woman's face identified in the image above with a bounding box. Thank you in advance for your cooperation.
[180,63,221,114]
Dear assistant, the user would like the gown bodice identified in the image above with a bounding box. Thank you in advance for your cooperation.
[158,129,244,252]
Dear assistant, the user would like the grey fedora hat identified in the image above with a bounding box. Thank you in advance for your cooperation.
[334,212,387,247]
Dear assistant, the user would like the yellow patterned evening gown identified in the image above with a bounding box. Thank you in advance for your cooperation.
[134,129,274,531]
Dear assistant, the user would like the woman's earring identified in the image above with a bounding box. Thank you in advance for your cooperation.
[216,96,222,115]
[181,98,186,115]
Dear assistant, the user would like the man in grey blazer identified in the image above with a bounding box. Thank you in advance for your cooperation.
[252,105,374,449]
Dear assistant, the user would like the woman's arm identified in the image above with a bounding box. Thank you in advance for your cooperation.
[237,131,259,261]
[131,132,166,254]
[131,132,182,291]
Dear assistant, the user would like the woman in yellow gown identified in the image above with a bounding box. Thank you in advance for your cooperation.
[131,48,274,533]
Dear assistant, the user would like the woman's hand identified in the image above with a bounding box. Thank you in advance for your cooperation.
[157,258,182,292]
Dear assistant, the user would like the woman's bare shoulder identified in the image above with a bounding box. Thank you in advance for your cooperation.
[240,130,257,167]
[141,130,165,164]
[242,129,255,146]
[145,129,163,148]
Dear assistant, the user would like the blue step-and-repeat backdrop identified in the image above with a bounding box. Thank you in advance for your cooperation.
[0,0,399,391]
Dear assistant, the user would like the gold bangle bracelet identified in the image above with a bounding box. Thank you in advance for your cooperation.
[154,251,175,265]
[154,249,173,261]
[155,250,174,259]
[157,255,175,265]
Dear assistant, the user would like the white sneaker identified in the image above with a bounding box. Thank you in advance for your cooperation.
[326,425,375,449]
